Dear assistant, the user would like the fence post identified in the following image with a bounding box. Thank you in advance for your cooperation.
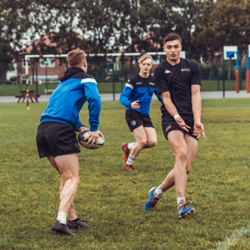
[235,51,240,93]
[217,66,220,91]
[239,59,242,90]
[121,55,124,92]
[35,58,38,95]
[246,50,250,93]
[112,56,115,101]
[223,58,225,97]
[45,62,48,93]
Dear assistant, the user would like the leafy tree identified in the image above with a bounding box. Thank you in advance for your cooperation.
[0,0,41,80]
[192,0,250,79]
[193,0,250,52]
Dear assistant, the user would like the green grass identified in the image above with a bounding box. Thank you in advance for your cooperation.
[1,99,250,249]
[0,82,126,96]
[0,79,246,96]
[201,80,246,91]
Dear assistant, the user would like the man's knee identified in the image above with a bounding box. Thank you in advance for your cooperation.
[176,148,187,162]
[147,139,157,148]
[61,171,79,183]
[137,137,147,147]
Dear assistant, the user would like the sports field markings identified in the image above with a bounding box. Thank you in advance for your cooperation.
[216,225,250,250]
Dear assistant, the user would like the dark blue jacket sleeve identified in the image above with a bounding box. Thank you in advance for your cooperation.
[119,86,133,108]
[82,81,101,131]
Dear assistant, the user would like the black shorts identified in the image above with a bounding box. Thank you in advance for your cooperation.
[162,117,198,140]
[36,122,81,158]
[125,110,154,132]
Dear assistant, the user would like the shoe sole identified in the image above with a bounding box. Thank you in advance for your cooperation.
[52,228,75,236]
[123,167,137,171]
[179,208,196,219]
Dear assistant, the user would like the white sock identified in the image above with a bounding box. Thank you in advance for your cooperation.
[126,155,136,165]
[128,142,136,150]
[177,197,185,208]
[154,186,163,198]
[57,211,67,224]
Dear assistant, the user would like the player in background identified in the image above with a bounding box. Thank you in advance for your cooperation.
[144,33,206,219]
[119,54,162,171]
[36,48,102,235]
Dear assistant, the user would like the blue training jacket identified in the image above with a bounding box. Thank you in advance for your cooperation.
[119,74,162,115]
[40,67,101,131]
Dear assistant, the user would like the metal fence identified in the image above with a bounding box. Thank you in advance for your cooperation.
[0,51,249,98]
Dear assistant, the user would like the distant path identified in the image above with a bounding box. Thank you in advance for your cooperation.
[1,91,250,103]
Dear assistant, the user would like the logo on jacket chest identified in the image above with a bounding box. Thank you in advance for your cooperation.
[136,82,142,85]
[164,70,172,74]
[181,68,191,72]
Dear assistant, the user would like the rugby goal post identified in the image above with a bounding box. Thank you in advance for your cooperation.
[24,54,67,110]
[24,51,186,109]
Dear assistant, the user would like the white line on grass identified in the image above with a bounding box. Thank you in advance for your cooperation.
[216,225,250,250]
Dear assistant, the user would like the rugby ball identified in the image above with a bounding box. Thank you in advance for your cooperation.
[78,129,105,149]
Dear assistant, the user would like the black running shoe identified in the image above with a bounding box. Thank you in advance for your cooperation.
[52,220,74,235]
[67,218,91,229]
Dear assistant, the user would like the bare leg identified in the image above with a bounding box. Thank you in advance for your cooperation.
[168,131,187,197]
[59,178,78,220]
[143,127,157,149]
[130,126,157,157]
[159,132,198,196]
[184,134,198,174]
[47,154,79,218]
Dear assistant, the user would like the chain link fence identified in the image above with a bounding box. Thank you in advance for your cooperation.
[0,51,249,97]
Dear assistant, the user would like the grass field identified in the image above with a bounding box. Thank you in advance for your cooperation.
[1,99,250,249]
[0,79,246,96]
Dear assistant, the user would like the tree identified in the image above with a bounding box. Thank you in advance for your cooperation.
[0,0,42,81]
[192,0,250,79]
[193,0,250,52]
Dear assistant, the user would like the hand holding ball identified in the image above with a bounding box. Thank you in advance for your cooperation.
[78,129,105,149]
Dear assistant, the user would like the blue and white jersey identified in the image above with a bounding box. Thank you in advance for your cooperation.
[119,74,162,115]
[40,67,101,131]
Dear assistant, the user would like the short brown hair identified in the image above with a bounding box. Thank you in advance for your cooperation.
[67,48,86,67]
[163,33,182,45]
[138,54,153,64]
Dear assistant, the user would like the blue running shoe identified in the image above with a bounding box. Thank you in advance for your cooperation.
[144,187,161,211]
[178,201,196,219]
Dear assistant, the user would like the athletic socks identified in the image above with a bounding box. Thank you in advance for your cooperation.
[177,197,186,208]
[57,211,67,224]
[154,186,164,198]
[126,155,136,165]
[128,142,136,150]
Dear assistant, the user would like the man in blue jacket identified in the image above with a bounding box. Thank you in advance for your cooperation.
[120,54,162,171]
[36,48,102,235]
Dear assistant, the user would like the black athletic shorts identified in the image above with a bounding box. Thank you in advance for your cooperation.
[162,117,198,140]
[36,122,81,158]
[125,109,154,132]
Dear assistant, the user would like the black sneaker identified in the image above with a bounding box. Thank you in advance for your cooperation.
[67,218,91,229]
[52,220,74,235]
